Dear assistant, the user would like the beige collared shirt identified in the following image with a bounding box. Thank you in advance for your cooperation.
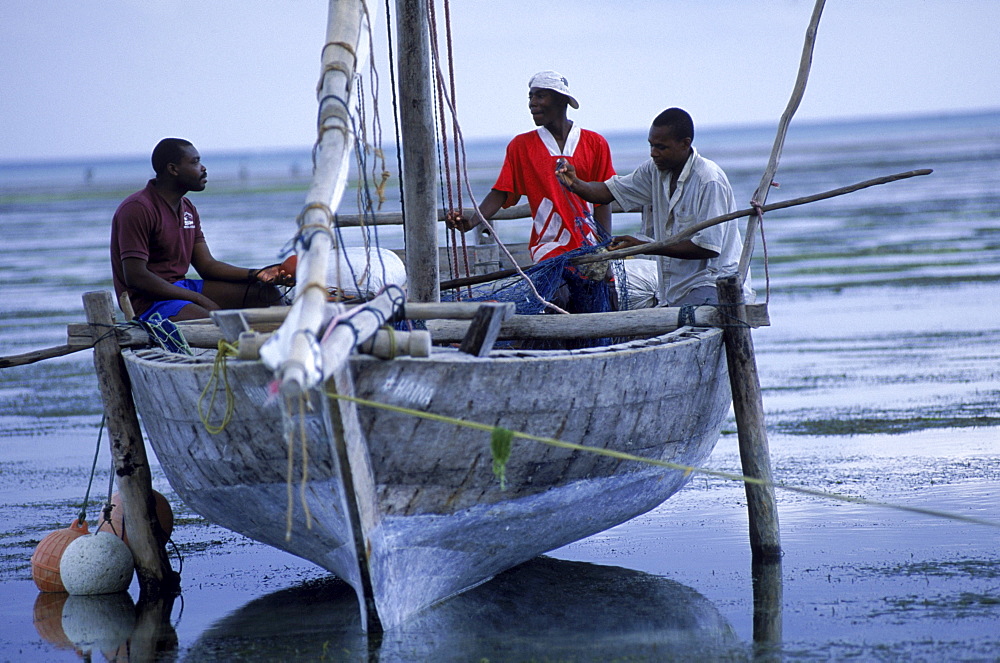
[606,147,753,305]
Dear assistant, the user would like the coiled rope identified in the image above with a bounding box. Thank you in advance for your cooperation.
[197,339,238,434]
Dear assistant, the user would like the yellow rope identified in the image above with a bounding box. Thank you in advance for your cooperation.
[283,391,315,542]
[284,393,296,541]
[198,340,238,434]
[373,167,391,208]
[299,393,313,530]
[382,325,397,359]
[326,391,1000,530]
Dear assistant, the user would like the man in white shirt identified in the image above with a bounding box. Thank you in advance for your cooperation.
[556,107,752,306]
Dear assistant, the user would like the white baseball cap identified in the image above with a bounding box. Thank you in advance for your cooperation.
[528,70,579,109]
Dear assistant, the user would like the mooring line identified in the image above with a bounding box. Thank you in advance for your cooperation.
[326,391,1000,529]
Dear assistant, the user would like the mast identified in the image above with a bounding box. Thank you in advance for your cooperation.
[395,0,440,303]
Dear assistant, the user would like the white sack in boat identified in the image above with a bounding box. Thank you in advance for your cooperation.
[620,259,659,309]
[327,246,407,299]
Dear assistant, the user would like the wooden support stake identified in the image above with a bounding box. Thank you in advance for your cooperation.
[716,276,781,562]
[752,558,783,652]
[129,594,179,660]
[83,291,179,597]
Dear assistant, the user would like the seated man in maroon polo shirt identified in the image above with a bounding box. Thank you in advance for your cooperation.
[111,138,292,322]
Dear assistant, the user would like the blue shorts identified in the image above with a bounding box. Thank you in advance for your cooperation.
[138,279,205,321]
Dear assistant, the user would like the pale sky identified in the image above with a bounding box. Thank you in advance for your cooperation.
[1,0,998,163]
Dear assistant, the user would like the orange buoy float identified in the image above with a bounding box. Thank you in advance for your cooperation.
[99,491,174,545]
[31,519,89,593]
[32,592,73,650]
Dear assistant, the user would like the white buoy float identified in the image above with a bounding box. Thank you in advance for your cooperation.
[60,592,136,654]
[60,532,134,595]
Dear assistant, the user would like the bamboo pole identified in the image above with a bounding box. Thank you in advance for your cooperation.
[739,0,827,280]
[83,291,178,597]
[272,0,374,393]
[440,168,932,291]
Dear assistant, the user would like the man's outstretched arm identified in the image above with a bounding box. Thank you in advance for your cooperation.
[555,160,614,205]
[447,188,507,232]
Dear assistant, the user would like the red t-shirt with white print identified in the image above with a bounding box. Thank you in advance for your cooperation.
[493,125,615,263]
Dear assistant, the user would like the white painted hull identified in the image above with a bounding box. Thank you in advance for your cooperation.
[124,326,730,627]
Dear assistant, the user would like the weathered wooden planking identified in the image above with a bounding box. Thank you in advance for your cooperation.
[427,303,769,342]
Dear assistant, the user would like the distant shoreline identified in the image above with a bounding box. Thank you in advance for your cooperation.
[2,107,998,169]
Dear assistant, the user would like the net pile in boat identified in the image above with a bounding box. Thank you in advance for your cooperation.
[443,241,630,348]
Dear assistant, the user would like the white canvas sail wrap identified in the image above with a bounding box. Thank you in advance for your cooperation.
[260,0,386,391]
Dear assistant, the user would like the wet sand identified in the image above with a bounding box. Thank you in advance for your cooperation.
[1,290,997,660]
[2,113,998,659]
[1,424,996,660]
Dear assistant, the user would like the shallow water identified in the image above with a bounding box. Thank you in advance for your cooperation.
[1,111,998,660]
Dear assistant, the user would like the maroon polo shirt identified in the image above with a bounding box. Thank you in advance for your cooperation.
[110,179,206,316]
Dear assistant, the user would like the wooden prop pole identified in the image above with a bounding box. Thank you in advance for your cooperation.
[752,558,783,651]
[83,291,179,596]
[716,0,829,572]
[129,594,179,660]
[717,277,781,561]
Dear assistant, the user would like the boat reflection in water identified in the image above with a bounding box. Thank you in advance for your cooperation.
[33,591,178,662]
[189,556,743,661]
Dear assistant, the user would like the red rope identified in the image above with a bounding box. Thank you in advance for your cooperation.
[427,0,473,294]
[442,0,472,289]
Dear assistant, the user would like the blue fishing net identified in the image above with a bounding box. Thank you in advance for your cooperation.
[137,314,192,355]
[442,237,630,348]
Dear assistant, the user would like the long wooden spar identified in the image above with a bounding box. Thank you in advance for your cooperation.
[440,167,932,290]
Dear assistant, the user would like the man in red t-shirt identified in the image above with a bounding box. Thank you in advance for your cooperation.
[449,71,616,313]
[111,138,292,321]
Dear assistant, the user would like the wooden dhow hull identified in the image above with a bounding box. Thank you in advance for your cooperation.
[124,326,730,627]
